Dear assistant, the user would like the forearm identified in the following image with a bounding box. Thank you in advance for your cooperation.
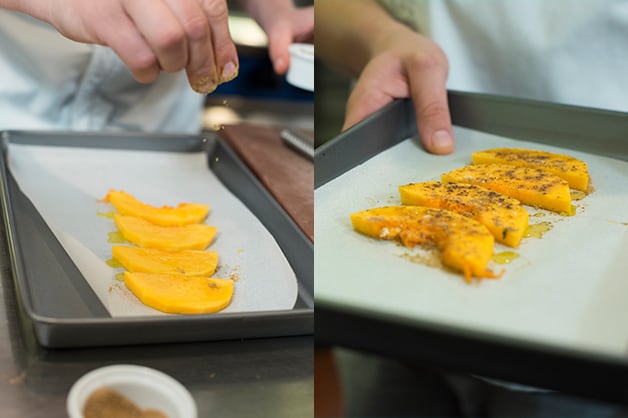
[316,0,408,77]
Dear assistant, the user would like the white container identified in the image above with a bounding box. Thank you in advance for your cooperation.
[67,364,197,418]
[287,43,314,91]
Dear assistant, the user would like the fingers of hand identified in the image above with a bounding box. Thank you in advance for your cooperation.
[124,0,190,73]
[119,0,237,92]
[342,55,409,130]
[192,0,239,93]
[270,6,314,75]
[405,51,454,154]
[291,6,314,43]
[265,20,293,75]
[343,82,394,131]
[68,2,161,83]
[102,14,161,83]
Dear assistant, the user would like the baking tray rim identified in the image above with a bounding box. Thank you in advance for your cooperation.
[315,90,628,187]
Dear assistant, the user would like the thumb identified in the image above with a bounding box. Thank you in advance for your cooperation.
[406,59,454,154]
[414,99,455,155]
[266,23,292,75]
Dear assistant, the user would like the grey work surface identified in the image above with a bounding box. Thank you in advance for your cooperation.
[0,255,313,418]
[315,91,628,405]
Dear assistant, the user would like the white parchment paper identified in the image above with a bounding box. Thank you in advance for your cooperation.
[315,126,628,357]
[8,143,298,316]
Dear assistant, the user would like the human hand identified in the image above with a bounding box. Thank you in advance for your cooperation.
[239,1,314,75]
[39,0,238,93]
[343,25,454,154]
[263,5,314,75]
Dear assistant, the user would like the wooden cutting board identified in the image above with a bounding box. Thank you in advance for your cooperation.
[217,124,314,242]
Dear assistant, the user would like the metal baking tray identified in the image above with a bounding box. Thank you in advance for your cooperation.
[315,91,628,404]
[0,131,313,348]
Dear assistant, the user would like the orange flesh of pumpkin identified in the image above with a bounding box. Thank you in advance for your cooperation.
[442,164,573,215]
[350,205,500,283]
[103,189,209,226]
[124,272,233,314]
[399,181,529,248]
[471,148,590,192]
[114,214,216,250]
[112,245,218,276]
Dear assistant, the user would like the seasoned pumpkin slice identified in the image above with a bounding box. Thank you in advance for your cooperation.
[350,205,500,283]
[472,148,590,192]
[399,181,529,247]
[442,164,573,214]
[114,214,216,250]
[124,272,233,314]
[103,190,209,226]
[112,246,219,276]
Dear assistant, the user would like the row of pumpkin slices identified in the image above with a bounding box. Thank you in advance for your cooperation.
[350,147,591,283]
[102,190,234,314]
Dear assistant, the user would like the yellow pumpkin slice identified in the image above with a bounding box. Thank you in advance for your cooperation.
[350,205,500,283]
[112,246,219,276]
[442,164,573,215]
[471,148,590,192]
[124,272,233,314]
[399,181,529,247]
[103,189,209,226]
[114,214,216,250]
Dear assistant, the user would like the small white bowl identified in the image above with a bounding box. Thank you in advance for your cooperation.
[287,43,314,91]
[67,364,197,418]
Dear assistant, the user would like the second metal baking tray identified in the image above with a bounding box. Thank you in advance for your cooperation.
[314,91,628,404]
[0,130,313,348]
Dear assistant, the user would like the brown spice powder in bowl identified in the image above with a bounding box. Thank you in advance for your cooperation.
[67,365,197,418]
[83,387,167,418]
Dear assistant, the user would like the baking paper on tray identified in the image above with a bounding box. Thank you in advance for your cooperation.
[8,143,298,316]
[316,126,628,357]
